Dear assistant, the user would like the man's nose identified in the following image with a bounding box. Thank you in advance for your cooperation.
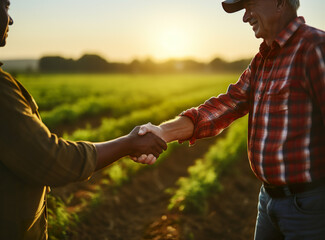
[242,9,251,23]
[9,16,13,25]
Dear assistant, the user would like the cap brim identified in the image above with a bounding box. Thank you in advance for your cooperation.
[222,0,244,13]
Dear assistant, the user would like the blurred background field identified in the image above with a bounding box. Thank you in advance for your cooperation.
[18,73,237,136]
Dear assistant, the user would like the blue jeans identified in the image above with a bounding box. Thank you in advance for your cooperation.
[254,185,325,240]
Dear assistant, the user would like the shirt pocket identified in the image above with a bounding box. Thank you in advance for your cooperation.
[264,91,289,113]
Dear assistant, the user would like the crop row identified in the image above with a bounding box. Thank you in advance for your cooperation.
[19,74,235,129]
[38,73,239,239]
[49,115,248,238]
[41,91,162,129]
[58,86,229,207]
[48,142,179,239]
[168,116,248,213]
[65,86,225,142]
[48,84,235,239]
[20,74,234,109]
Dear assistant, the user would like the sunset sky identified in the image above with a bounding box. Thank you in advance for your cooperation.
[1,0,324,62]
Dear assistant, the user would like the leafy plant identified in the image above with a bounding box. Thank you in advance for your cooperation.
[168,116,248,213]
[47,195,78,240]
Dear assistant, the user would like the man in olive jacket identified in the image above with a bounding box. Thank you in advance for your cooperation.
[0,1,167,239]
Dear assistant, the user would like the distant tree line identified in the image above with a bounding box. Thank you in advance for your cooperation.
[39,54,251,74]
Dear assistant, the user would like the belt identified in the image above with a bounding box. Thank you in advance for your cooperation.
[263,179,325,199]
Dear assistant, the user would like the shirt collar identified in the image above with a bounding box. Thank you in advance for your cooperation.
[259,16,305,58]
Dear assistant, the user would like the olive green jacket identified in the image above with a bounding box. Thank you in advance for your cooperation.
[0,66,97,239]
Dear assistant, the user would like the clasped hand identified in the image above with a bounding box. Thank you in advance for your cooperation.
[130,123,165,165]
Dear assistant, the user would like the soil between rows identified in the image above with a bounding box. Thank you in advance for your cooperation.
[53,135,261,240]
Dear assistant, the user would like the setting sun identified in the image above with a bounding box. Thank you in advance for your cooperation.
[1,1,324,62]
[154,28,191,60]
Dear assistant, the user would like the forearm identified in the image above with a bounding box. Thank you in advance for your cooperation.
[94,136,129,171]
[159,116,194,143]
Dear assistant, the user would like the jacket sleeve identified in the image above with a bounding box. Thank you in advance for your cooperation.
[0,72,97,187]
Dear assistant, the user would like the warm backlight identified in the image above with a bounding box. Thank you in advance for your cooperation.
[155,28,190,59]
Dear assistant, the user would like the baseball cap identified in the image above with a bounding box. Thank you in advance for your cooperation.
[222,0,244,13]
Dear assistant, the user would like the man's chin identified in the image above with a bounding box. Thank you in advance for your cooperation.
[254,31,262,39]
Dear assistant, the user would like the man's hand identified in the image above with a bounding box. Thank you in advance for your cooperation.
[138,122,165,140]
[94,126,167,170]
[132,117,194,165]
[127,126,167,164]
[131,123,164,165]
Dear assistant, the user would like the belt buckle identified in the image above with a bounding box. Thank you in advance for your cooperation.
[282,186,292,197]
[264,183,292,198]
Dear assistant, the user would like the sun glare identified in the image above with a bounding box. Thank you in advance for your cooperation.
[155,28,190,60]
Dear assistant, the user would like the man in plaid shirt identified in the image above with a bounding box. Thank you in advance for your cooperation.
[135,0,325,239]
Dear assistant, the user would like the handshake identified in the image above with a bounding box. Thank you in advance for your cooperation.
[95,117,192,170]
[125,116,194,165]
[127,123,167,165]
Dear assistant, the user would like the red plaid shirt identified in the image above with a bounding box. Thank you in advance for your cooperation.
[181,17,325,186]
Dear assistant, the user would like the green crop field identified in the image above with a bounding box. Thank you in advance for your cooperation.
[17,73,249,239]
[19,73,238,134]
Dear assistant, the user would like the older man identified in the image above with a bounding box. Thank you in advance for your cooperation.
[136,0,325,239]
[0,1,167,239]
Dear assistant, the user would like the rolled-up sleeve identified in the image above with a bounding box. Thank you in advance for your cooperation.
[0,72,97,187]
[180,67,251,145]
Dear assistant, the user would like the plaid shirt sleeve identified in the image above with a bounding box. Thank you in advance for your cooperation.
[304,41,325,125]
[180,66,251,145]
